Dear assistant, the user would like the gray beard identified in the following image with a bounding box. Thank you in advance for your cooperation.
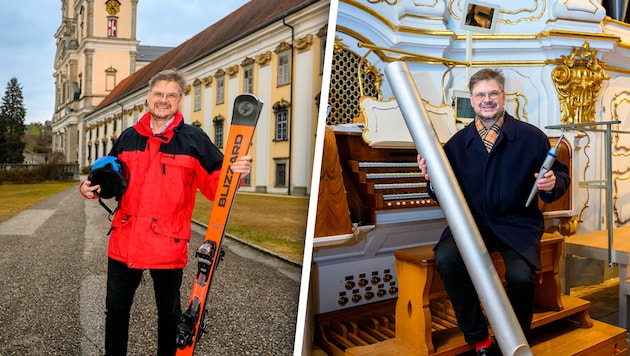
[151,111,170,121]
[476,109,505,125]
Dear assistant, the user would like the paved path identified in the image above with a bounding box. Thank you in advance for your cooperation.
[0,185,301,355]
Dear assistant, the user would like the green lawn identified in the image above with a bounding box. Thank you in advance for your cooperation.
[0,181,78,222]
[192,192,309,263]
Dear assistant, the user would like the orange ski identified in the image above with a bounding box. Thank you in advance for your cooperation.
[175,94,263,355]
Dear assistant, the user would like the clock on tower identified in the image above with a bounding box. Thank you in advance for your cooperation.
[105,0,121,16]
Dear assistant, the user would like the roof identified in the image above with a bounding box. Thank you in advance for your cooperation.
[94,0,320,112]
[136,45,174,62]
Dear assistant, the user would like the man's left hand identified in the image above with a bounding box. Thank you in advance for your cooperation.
[536,170,556,192]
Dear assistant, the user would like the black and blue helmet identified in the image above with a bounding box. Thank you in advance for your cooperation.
[88,156,129,200]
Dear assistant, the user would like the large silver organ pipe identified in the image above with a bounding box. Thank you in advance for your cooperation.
[384,61,532,356]
[606,0,629,21]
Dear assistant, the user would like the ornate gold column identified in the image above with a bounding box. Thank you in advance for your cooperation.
[551,41,609,124]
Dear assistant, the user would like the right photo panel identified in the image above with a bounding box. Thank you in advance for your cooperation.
[304,0,630,355]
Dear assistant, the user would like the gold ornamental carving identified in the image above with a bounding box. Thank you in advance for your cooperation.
[551,41,609,125]
[226,65,239,77]
[275,41,291,54]
[294,34,313,51]
[241,57,255,67]
[255,51,272,66]
[202,76,213,86]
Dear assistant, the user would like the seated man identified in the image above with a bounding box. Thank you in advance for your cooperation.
[417,68,570,355]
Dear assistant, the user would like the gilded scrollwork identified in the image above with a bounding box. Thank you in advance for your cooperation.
[576,132,592,224]
[504,92,529,122]
[367,0,397,5]
[614,175,630,224]
[551,41,609,125]
[611,91,630,151]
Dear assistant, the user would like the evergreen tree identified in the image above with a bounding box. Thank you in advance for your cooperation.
[0,78,27,163]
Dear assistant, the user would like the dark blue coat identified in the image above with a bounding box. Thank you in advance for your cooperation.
[432,113,570,269]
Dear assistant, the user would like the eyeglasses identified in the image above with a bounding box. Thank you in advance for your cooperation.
[472,90,502,101]
[150,91,180,102]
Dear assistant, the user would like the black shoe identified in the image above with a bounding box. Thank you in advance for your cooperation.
[476,343,500,356]
[476,348,492,356]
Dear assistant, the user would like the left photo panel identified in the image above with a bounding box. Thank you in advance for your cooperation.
[0,0,333,355]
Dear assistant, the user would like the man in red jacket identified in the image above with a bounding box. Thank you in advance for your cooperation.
[417,68,570,355]
[79,69,252,355]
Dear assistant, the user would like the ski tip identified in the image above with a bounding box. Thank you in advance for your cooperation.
[232,94,263,127]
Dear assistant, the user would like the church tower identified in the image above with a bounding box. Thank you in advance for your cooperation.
[51,0,139,164]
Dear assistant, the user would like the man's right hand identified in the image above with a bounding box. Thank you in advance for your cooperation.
[417,154,430,181]
[79,180,101,200]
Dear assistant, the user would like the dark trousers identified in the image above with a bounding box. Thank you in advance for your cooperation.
[434,232,536,344]
[105,258,183,356]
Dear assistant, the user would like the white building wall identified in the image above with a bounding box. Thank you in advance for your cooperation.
[292,49,315,194]
[255,63,272,192]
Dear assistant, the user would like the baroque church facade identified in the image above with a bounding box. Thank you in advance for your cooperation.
[51,0,330,195]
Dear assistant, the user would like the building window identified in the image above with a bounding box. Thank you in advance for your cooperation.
[242,172,251,186]
[216,76,225,105]
[213,115,224,148]
[277,51,291,86]
[273,99,290,142]
[275,160,287,187]
[107,17,118,37]
[275,110,288,141]
[105,67,117,91]
[193,85,201,111]
[243,65,254,94]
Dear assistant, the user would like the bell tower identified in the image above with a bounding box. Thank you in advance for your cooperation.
[51,0,139,164]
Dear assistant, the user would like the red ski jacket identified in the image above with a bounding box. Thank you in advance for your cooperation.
[107,111,224,269]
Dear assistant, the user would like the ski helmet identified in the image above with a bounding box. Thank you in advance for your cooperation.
[88,156,129,200]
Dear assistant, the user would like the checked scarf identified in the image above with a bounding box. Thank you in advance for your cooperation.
[475,111,505,152]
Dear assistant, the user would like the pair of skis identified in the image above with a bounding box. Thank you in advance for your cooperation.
[175,94,263,355]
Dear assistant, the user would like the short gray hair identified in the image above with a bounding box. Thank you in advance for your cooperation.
[148,69,186,95]
[468,68,505,93]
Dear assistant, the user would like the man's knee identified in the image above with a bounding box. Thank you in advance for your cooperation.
[504,265,536,288]
[435,240,463,270]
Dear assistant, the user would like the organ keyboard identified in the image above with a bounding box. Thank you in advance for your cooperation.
[332,129,438,228]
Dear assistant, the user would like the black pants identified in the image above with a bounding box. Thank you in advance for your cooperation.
[105,258,183,356]
[434,232,536,344]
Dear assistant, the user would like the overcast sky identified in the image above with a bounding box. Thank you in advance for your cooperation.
[0,0,250,124]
